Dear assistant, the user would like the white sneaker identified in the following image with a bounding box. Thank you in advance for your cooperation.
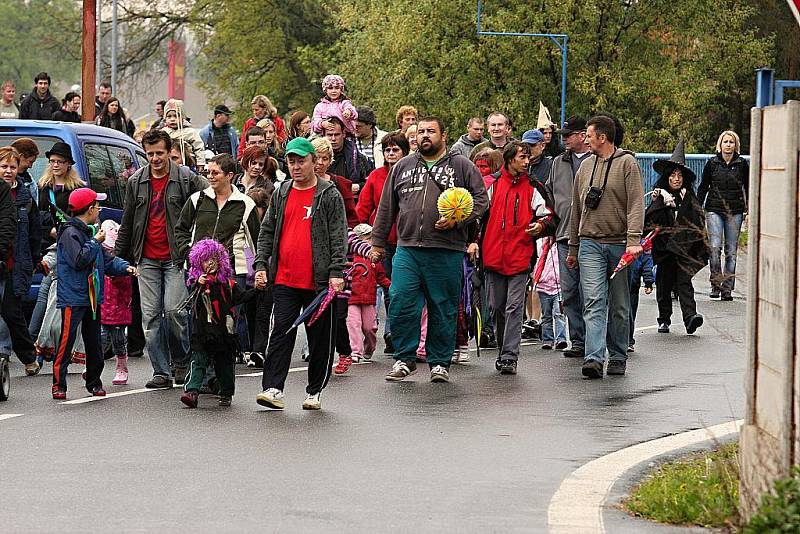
[457,346,470,363]
[256,388,285,409]
[430,365,450,383]
[302,392,321,410]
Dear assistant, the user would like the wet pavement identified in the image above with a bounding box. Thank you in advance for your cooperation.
[0,267,746,533]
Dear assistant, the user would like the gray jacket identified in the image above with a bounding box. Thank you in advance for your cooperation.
[545,150,591,242]
[372,152,488,252]
[115,161,207,263]
[254,179,348,291]
[449,134,487,159]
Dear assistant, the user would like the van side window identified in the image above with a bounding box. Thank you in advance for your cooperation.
[108,145,138,184]
[84,143,123,209]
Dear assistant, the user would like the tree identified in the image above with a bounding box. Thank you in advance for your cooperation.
[0,0,81,93]
[328,0,772,152]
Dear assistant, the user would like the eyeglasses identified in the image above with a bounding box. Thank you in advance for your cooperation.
[383,147,402,153]
[49,159,67,165]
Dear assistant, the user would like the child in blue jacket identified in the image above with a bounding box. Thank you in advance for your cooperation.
[628,243,654,352]
[52,188,136,399]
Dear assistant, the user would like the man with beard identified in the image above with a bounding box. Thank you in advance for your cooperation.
[370,117,488,384]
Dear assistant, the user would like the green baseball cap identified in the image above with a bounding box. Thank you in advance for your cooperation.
[285,137,316,157]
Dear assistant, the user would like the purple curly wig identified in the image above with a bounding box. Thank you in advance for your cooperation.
[187,238,233,286]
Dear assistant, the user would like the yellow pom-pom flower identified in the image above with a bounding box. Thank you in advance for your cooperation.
[437,187,474,222]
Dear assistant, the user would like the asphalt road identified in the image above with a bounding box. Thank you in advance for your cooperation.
[0,274,746,533]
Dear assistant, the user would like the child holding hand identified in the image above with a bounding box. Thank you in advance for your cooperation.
[311,74,358,135]
[51,188,136,399]
[180,239,255,408]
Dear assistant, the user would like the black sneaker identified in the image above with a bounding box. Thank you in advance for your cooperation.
[685,314,704,334]
[563,346,584,358]
[479,333,497,349]
[607,359,626,375]
[581,359,604,379]
[555,340,569,350]
[658,323,670,333]
[709,290,720,299]
[383,333,395,355]
[145,375,173,389]
[498,359,517,375]
[172,367,188,385]
[218,396,232,407]
[721,294,733,301]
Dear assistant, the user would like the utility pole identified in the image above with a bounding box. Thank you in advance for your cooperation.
[111,0,118,92]
[82,0,97,121]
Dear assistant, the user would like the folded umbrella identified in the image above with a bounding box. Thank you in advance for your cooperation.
[287,289,330,333]
[609,228,660,279]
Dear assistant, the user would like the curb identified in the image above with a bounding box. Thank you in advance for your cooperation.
[547,419,743,533]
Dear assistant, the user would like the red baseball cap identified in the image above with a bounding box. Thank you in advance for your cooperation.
[68,188,106,212]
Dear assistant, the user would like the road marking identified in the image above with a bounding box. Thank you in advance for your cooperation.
[547,419,743,533]
[0,413,23,421]
[60,361,376,403]
[636,324,660,331]
[236,360,373,378]
[61,386,167,405]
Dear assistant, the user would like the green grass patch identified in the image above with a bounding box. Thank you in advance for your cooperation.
[624,443,740,528]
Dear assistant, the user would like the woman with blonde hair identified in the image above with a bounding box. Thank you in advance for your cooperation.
[697,130,749,301]
[238,95,286,158]
[31,142,86,353]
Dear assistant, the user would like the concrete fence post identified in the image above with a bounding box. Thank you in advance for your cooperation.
[740,100,800,520]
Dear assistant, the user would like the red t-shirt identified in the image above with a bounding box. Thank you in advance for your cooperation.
[274,186,316,290]
[142,175,171,261]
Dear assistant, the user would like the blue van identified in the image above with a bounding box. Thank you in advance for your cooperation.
[0,120,147,303]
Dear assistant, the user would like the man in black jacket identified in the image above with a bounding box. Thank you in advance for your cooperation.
[115,129,207,388]
[324,117,373,196]
[253,137,347,411]
[19,73,60,120]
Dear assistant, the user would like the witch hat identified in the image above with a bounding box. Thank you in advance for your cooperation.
[653,137,696,183]
[536,102,555,130]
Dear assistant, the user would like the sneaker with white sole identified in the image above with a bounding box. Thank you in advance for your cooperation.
[430,365,450,383]
[246,352,264,368]
[302,393,321,410]
[256,388,285,409]
[385,360,416,382]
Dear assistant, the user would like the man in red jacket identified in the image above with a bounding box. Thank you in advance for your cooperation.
[481,141,557,374]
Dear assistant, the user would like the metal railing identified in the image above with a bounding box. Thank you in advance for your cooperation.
[635,153,750,195]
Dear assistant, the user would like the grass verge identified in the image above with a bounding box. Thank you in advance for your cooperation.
[624,443,740,528]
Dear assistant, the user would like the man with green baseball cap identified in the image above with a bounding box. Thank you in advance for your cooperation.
[253,131,348,411]
[284,136,316,158]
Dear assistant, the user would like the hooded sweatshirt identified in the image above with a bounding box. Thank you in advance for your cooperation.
[371,152,488,252]
[162,99,207,166]
[568,147,644,255]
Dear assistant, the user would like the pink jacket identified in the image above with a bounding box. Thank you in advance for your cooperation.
[311,97,358,135]
[535,238,561,296]
[101,275,133,325]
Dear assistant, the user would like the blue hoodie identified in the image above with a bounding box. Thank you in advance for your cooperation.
[56,217,130,308]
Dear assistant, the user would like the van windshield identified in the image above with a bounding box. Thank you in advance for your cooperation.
[0,135,64,185]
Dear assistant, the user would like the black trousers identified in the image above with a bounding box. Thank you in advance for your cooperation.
[1,277,36,364]
[248,287,272,354]
[262,285,335,395]
[656,257,697,326]
[334,298,351,356]
[53,306,103,392]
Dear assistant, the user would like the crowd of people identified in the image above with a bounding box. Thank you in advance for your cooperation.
[0,71,750,410]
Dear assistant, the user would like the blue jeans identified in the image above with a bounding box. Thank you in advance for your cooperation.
[706,212,743,294]
[538,292,566,344]
[557,241,584,349]
[138,258,190,378]
[578,239,630,364]
[28,271,53,339]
